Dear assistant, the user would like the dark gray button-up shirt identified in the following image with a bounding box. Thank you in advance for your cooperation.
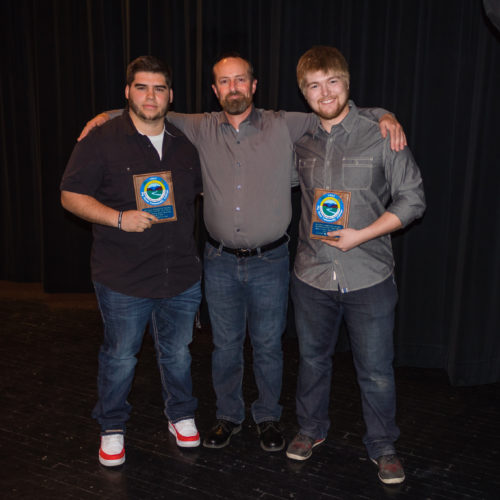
[294,101,426,293]
[61,113,202,298]
[168,106,389,249]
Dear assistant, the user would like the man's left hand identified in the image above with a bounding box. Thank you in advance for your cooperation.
[379,113,407,151]
[322,228,364,252]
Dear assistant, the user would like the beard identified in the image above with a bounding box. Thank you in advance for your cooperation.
[220,91,253,115]
[314,95,349,122]
[128,100,168,122]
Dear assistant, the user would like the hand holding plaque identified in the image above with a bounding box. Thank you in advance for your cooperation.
[310,188,351,240]
[133,171,177,223]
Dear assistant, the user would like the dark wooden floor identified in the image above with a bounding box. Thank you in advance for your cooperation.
[0,281,499,499]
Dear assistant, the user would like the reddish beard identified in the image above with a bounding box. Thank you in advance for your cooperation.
[220,91,253,115]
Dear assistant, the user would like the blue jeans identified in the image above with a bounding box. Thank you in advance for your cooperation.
[92,281,201,432]
[291,273,400,459]
[203,241,290,424]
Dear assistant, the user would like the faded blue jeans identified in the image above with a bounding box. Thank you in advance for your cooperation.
[203,241,290,424]
[291,273,400,459]
[92,281,201,432]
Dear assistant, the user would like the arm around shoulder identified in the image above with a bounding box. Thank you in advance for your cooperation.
[77,109,123,141]
[285,111,318,142]
[166,111,205,143]
[358,106,407,151]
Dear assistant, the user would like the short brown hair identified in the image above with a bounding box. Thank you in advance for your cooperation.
[126,56,172,87]
[296,46,350,93]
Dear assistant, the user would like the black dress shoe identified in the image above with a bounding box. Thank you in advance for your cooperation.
[257,421,285,452]
[202,419,242,449]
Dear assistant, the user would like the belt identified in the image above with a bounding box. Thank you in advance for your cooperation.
[207,234,288,258]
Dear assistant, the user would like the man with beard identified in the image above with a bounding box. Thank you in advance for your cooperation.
[286,46,425,485]
[78,53,406,453]
[61,56,203,467]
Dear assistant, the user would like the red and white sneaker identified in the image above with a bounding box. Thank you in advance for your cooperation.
[168,419,200,448]
[99,433,125,466]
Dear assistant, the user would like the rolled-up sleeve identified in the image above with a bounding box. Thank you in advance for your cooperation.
[384,142,426,227]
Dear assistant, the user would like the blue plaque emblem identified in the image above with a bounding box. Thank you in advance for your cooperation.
[139,176,169,206]
[310,188,350,239]
[316,193,344,223]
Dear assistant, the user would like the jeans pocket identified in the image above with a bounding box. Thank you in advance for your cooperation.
[259,242,289,264]
[203,242,220,260]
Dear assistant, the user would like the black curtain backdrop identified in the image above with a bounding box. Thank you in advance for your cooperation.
[1,0,499,386]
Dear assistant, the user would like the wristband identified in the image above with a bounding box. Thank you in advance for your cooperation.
[117,211,123,230]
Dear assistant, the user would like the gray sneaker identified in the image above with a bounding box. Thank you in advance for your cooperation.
[371,454,405,484]
[286,433,325,461]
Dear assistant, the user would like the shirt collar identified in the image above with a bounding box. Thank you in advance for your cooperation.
[121,110,177,137]
[312,100,359,138]
[216,105,261,130]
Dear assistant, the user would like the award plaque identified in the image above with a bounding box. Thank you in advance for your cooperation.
[133,171,177,223]
[310,188,351,240]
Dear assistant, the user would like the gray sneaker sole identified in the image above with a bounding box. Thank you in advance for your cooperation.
[286,437,325,461]
[370,457,406,484]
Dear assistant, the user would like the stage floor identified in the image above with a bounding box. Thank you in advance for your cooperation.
[0,281,498,499]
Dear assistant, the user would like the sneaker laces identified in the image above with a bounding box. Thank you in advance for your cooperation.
[101,433,124,454]
[174,418,198,436]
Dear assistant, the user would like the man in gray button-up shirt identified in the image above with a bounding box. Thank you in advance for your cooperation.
[285,46,425,485]
[78,53,407,454]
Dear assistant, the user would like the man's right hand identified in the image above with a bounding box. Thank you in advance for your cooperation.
[121,210,159,232]
[61,191,159,231]
[77,112,110,141]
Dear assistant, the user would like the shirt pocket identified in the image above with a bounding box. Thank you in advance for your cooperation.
[103,159,149,179]
[101,160,149,206]
[342,157,373,190]
[298,158,319,190]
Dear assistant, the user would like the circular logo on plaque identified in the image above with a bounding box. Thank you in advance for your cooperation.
[316,193,344,222]
[140,176,169,206]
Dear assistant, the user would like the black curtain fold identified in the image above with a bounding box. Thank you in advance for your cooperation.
[1,0,499,386]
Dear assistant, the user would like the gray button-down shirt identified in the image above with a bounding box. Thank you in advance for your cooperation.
[294,101,426,293]
[168,106,389,249]
[168,108,315,248]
